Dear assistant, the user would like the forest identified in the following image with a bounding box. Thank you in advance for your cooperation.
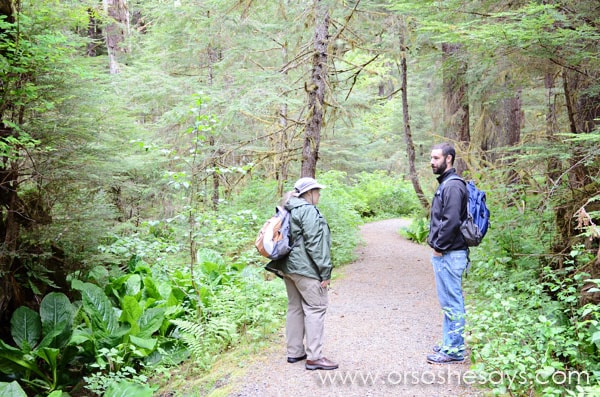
[0,0,599,396]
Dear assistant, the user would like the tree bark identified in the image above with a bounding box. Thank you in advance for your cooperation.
[103,0,129,74]
[301,1,328,178]
[441,43,470,175]
[86,8,102,57]
[398,20,429,211]
[481,73,523,172]
[277,103,290,197]
[563,68,598,189]
[0,0,20,318]
[544,71,561,184]
[209,136,220,210]
[277,40,290,197]
[0,0,15,24]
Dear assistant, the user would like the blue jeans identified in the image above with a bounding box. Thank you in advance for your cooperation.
[431,250,468,358]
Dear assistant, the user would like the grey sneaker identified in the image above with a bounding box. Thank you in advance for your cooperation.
[432,345,441,353]
[426,352,465,365]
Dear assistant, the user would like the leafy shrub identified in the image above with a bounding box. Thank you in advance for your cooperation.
[317,171,363,265]
[171,252,286,369]
[84,348,154,396]
[0,255,197,396]
[348,171,421,219]
[467,264,599,396]
[465,203,600,395]
[0,293,79,395]
[71,273,189,395]
[0,170,374,394]
[229,177,280,218]
[399,217,429,244]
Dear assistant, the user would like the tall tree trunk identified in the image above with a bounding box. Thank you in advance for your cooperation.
[553,68,600,263]
[481,72,523,184]
[0,0,20,319]
[441,43,470,175]
[204,10,222,207]
[563,68,599,189]
[0,0,15,24]
[301,1,328,178]
[277,102,290,197]
[103,0,128,74]
[209,137,221,211]
[277,41,290,197]
[398,19,429,211]
[86,8,101,56]
[502,84,523,184]
[545,71,561,185]
[0,160,21,316]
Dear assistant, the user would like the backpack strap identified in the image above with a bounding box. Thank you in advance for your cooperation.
[439,175,466,199]
[441,174,465,187]
[439,175,468,223]
[287,203,311,249]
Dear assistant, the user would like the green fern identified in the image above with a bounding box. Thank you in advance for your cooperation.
[171,319,206,358]
[204,317,238,347]
[171,317,238,370]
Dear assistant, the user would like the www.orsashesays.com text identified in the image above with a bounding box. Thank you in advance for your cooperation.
[315,368,591,389]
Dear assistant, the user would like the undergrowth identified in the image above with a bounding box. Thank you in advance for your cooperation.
[465,199,600,396]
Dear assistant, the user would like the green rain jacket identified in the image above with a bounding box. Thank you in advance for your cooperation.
[265,196,332,281]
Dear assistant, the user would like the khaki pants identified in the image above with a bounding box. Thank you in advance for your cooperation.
[283,273,329,361]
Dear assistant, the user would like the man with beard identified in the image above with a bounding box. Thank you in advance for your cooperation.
[426,142,468,365]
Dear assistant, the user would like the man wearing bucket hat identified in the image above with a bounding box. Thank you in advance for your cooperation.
[266,177,338,370]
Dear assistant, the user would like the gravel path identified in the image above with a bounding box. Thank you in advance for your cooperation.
[229,219,485,397]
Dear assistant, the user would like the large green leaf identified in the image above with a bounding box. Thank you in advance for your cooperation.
[0,339,22,355]
[39,292,74,348]
[138,307,165,338]
[0,339,26,375]
[0,339,46,378]
[120,295,142,334]
[10,307,41,350]
[143,276,162,300]
[104,380,154,397]
[129,335,157,351]
[37,347,60,389]
[69,327,92,346]
[72,280,118,334]
[125,274,142,297]
[0,381,28,397]
[36,327,66,351]
[40,292,73,333]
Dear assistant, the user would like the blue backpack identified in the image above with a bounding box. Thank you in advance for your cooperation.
[442,176,490,247]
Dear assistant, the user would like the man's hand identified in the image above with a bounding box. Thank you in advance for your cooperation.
[321,279,330,288]
[433,250,443,257]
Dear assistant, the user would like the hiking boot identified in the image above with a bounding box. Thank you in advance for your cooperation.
[432,345,441,353]
[306,357,338,370]
[287,354,307,363]
[426,352,465,365]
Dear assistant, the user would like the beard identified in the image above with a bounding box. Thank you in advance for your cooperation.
[432,161,447,175]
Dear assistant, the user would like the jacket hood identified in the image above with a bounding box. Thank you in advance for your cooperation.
[285,196,310,211]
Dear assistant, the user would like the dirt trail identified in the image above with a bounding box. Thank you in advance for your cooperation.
[229,219,484,397]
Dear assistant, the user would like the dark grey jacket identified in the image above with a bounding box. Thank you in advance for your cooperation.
[265,196,332,281]
[427,169,468,253]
